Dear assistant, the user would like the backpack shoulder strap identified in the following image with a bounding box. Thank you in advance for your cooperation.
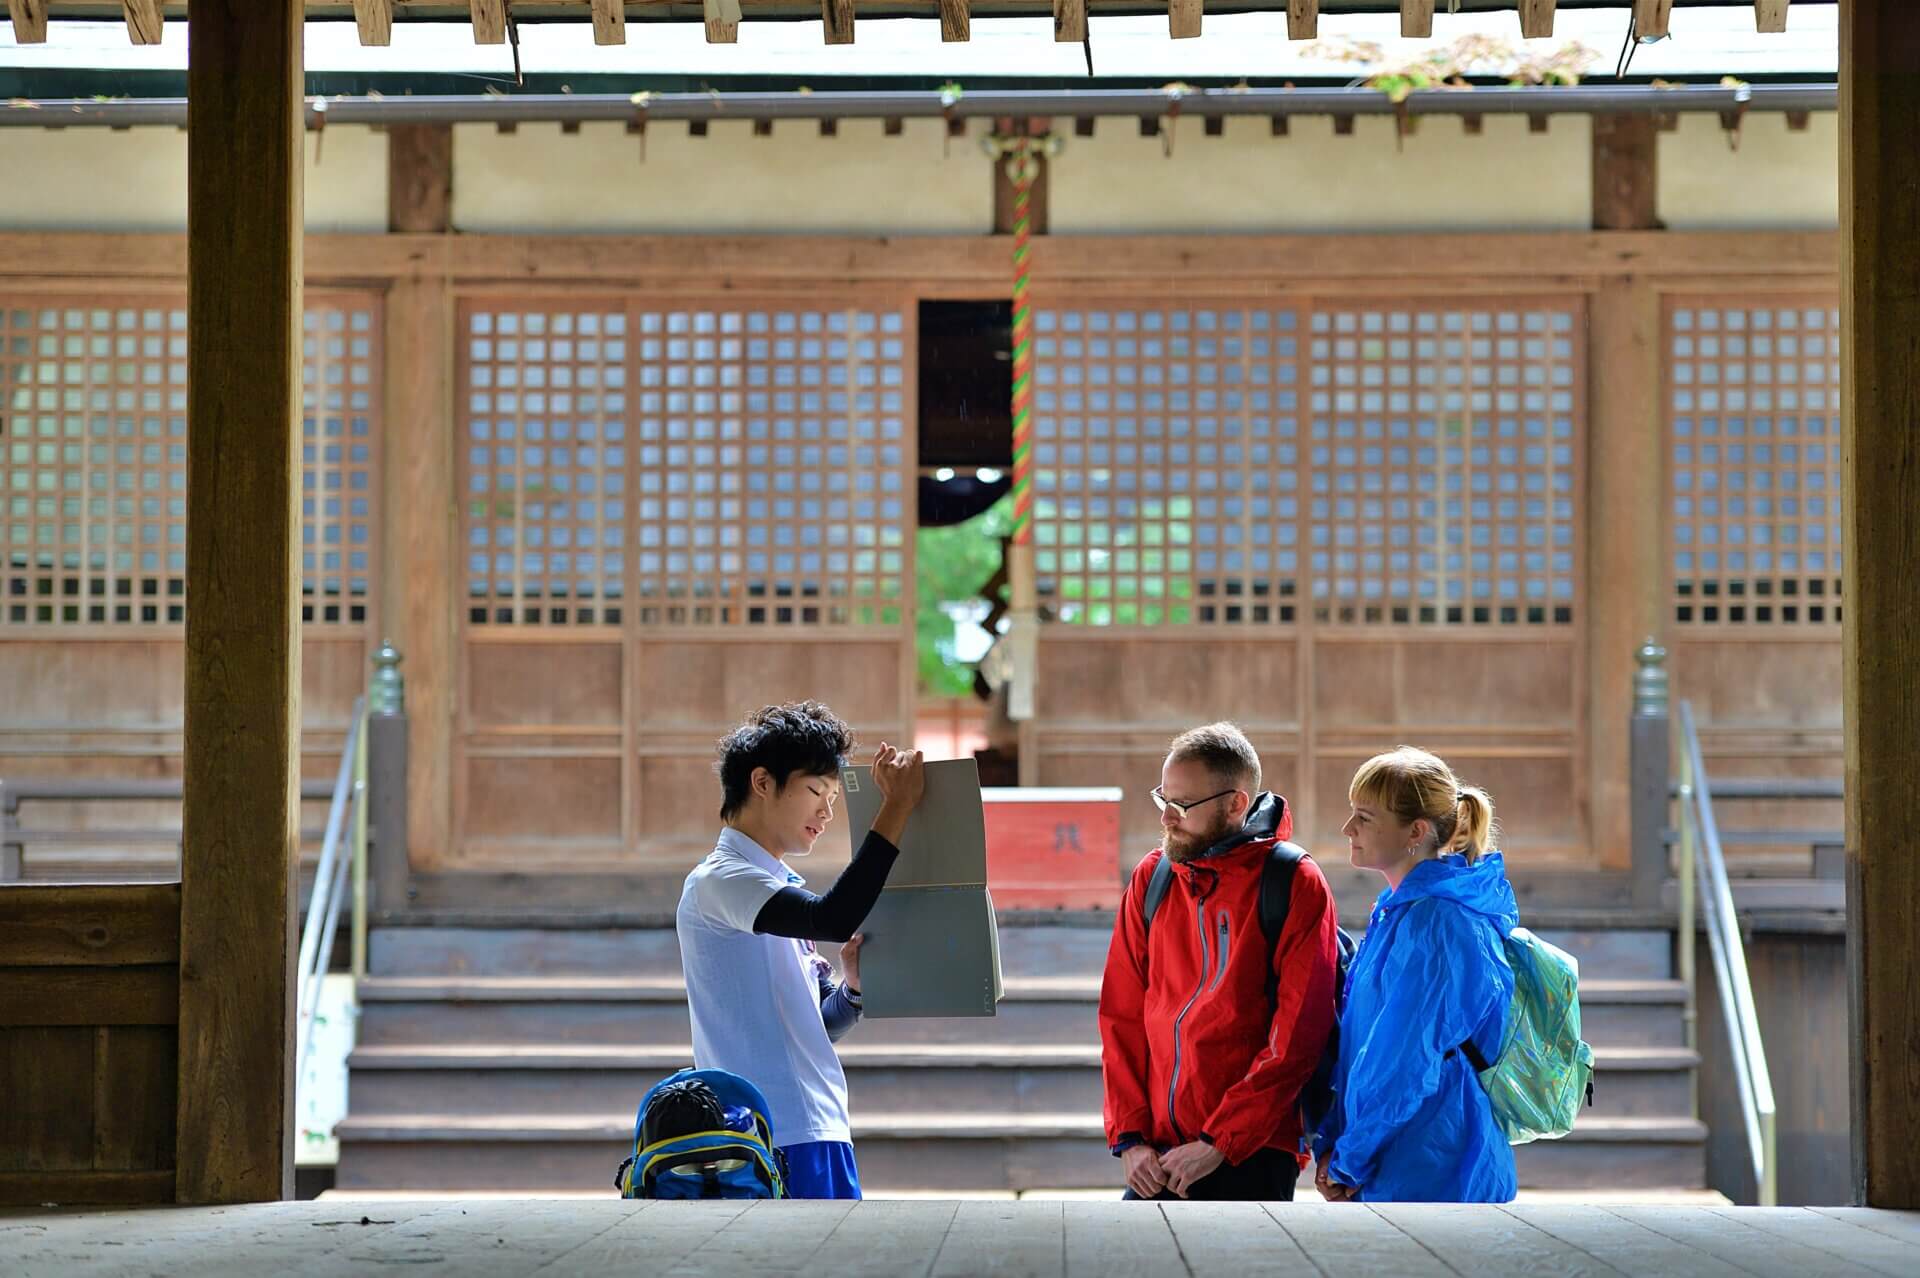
[1259,841,1309,949]
[1257,842,1310,1007]
[1140,852,1176,935]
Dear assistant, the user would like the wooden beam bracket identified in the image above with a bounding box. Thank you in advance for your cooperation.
[6,0,49,44]
[703,0,741,43]
[590,0,626,46]
[122,0,162,45]
[1287,0,1319,41]
[1401,0,1434,40]
[940,0,970,43]
[1520,0,1558,41]
[1054,0,1086,43]
[351,0,393,47]
[1634,0,1673,39]
[823,0,854,45]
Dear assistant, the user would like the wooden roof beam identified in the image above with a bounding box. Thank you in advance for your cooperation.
[1635,0,1673,39]
[1756,0,1789,33]
[352,0,392,47]
[7,0,48,44]
[1170,0,1201,39]
[122,0,161,45]
[704,0,740,43]
[1401,1,1433,40]
[470,0,506,45]
[940,0,968,42]
[591,0,624,43]
[1520,0,1557,41]
[1054,0,1085,43]
[1288,1,1318,41]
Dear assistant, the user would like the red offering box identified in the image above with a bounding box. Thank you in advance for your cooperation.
[981,787,1124,911]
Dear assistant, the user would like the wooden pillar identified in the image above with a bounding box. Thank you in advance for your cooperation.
[177,0,303,1205]
[1592,114,1660,232]
[381,272,455,873]
[1841,0,1920,1211]
[387,123,452,234]
[1586,276,1665,879]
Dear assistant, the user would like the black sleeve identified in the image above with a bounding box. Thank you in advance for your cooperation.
[750,831,902,942]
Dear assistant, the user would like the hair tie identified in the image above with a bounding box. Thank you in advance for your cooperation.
[1455,789,1466,803]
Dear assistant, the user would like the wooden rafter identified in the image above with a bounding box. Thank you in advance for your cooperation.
[1755,0,1789,33]
[590,0,624,43]
[351,0,392,46]
[6,0,48,44]
[939,0,968,42]
[470,0,506,44]
[1288,0,1318,41]
[1519,0,1556,40]
[1170,0,1201,39]
[1635,0,1673,39]
[121,0,162,45]
[703,0,740,43]
[1400,0,1433,39]
[1053,0,1085,43]
[823,0,853,45]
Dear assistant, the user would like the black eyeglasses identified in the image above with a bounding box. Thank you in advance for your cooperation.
[1150,786,1242,821]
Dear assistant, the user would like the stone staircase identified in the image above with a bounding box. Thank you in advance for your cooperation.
[334,923,1704,1194]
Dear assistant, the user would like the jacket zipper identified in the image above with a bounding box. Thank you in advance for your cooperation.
[1165,895,1211,1145]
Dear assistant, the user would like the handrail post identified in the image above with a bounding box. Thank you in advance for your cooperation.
[1630,638,1671,910]
[351,694,371,985]
[367,640,410,929]
[1676,701,1699,1124]
[0,779,19,882]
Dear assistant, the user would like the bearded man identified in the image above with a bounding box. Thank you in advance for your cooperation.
[1098,722,1342,1202]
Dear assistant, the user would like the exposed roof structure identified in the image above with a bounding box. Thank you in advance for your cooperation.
[7,2,1833,51]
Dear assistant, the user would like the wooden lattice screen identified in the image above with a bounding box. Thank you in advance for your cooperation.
[0,292,380,627]
[1666,295,1843,627]
[1029,297,1583,629]
[461,300,911,628]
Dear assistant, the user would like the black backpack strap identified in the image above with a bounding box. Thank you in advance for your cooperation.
[1258,842,1312,1009]
[1140,851,1176,936]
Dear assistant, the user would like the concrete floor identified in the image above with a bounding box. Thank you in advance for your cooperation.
[3,1199,1917,1277]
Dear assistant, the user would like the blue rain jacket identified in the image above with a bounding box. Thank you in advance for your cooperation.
[1314,852,1519,1203]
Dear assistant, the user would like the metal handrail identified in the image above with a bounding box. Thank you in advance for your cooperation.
[295,695,369,1083]
[1676,700,1779,1206]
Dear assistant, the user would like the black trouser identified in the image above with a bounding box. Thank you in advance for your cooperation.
[1120,1147,1300,1202]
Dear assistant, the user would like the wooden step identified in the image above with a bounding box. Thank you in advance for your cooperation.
[345,1040,1696,1121]
[334,1115,1706,1194]
[356,975,1101,1003]
[356,996,1103,1048]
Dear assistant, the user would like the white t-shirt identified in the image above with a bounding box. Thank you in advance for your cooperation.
[675,827,850,1148]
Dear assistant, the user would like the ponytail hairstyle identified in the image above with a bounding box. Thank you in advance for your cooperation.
[1348,745,1499,864]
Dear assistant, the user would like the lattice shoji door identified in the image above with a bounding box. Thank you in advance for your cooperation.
[1305,301,1583,628]
[1666,297,1843,627]
[633,305,910,627]
[1029,304,1305,627]
[2,293,380,628]
[462,304,630,627]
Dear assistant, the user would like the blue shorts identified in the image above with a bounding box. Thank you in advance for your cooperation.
[778,1140,862,1200]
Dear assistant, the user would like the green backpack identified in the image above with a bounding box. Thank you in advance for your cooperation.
[1460,927,1596,1144]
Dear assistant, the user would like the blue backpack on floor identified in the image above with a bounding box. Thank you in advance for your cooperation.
[615,1068,788,1200]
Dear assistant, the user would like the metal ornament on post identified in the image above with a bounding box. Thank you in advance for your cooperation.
[982,128,1063,724]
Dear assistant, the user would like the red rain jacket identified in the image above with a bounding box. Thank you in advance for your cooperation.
[1099,793,1341,1168]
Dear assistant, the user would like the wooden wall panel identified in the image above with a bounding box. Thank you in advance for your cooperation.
[469,641,622,728]
[461,756,622,848]
[634,640,904,732]
[0,884,178,1205]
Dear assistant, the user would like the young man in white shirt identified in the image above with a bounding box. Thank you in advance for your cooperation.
[675,700,926,1199]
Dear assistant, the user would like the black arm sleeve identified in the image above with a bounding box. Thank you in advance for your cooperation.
[750,831,902,943]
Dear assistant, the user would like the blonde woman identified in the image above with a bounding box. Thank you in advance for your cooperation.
[1312,746,1518,1204]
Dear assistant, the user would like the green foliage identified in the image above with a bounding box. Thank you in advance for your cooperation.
[916,496,1012,697]
[1303,35,1603,103]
